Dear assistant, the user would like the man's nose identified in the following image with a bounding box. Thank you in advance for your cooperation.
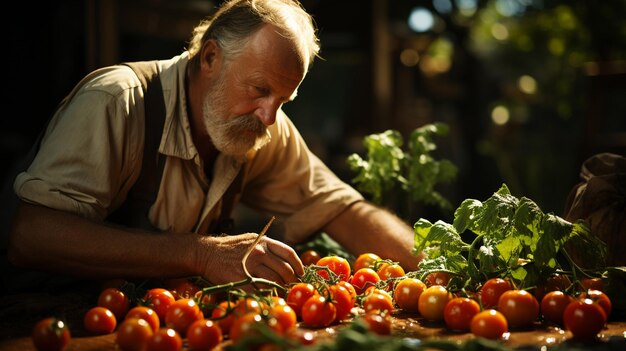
[255,98,281,126]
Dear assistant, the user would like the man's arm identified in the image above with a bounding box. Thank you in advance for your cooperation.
[8,201,304,286]
[323,200,425,272]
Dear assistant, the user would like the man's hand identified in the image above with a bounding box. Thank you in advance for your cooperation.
[197,233,304,287]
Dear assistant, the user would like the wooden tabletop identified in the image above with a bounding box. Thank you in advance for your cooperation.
[1,313,624,351]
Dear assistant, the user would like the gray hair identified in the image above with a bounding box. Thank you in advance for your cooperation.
[187,0,320,73]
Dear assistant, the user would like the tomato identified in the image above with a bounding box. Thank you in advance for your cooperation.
[327,284,353,322]
[540,291,574,325]
[144,288,176,323]
[84,306,117,334]
[316,256,351,281]
[362,291,394,314]
[301,295,337,328]
[31,317,71,351]
[286,283,317,318]
[351,268,381,294]
[377,263,405,281]
[164,298,202,336]
[266,303,296,333]
[186,319,223,351]
[164,278,201,300]
[353,253,381,272]
[418,285,453,321]
[563,298,607,340]
[579,289,612,318]
[299,249,321,266]
[535,274,571,302]
[116,317,154,351]
[580,277,604,292]
[337,280,357,305]
[209,300,236,335]
[146,328,182,351]
[479,278,512,309]
[126,306,160,332]
[393,277,427,313]
[424,272,451,287]
[497,289,539,328]
[98,287,131,320]
[470,309,508,340]
[359,312,392,335]
[228,313,265,344]
[443,297,481,332]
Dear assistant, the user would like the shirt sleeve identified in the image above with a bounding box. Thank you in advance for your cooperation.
[13,67,145,221]
[241,109,364,244]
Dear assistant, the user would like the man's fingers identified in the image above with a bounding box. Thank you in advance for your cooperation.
[265,238,305,276]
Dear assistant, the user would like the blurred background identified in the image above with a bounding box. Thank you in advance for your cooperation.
[2,0,625,226]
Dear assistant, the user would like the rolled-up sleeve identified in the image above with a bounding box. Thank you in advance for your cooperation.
[242,110,363,244]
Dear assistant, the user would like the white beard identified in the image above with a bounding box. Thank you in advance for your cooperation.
[202,72,271,157]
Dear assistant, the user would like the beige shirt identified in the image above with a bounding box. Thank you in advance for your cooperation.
[14,52,363,244]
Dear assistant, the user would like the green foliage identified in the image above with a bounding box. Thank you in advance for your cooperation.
[346,123,458,219]
[414,183,608,290]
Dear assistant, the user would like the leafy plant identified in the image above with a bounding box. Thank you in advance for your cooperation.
[413,183,608,292]
[346,123,458,220]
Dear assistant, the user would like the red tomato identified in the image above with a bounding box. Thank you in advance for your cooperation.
[301,295,337,328]
[580,277,604,292]
[299,249,322,266]
[98,287,131,320]
[479,278,512,309]
[353,253,381,272]
[443,297,481,332]
[164,298,202,336]
[329,284,354,322]
[286,283,317,318]
[535,274,571,302]
[359,312,392,335]
[418,285,453,321]
[393,277,427,313]
[316,256,351,281]
[84,306,117,334]
[579,289,612,318]
[362,291,395,314]
[126,306,160,332]
[228,313,267,344]
[186,319,223,351]
[337,280,357,305]
[424,272,451,287]
[209,300,236,335]
[377,263,405,281]
[563,298,607,340]
[146,328,182,351]
[144,288,176,323]
[164,278,202,300]
[351,268,381,294]
[540,291,574,325]
[116,317,154,351]
[268,304,298,333]
[470,309,508,340]
[497,289,539,328]
[31,317,71,351]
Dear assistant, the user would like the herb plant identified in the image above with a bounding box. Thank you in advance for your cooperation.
[413,183,608,292]
[346,123,457,220]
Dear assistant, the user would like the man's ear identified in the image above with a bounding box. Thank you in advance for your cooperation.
[200,39,221,75]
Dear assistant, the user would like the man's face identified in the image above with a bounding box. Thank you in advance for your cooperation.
[201,24,306,157]
[202,67,270,157]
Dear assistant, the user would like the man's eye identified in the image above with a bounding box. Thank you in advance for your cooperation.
[254,86,269,95]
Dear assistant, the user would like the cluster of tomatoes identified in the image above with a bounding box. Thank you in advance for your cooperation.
[30,252,613,351]
[296,251,613,342]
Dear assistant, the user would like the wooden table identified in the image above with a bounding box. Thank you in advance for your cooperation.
[1,312,624,351]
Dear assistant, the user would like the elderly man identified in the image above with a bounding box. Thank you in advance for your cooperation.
[3,0,422,293]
